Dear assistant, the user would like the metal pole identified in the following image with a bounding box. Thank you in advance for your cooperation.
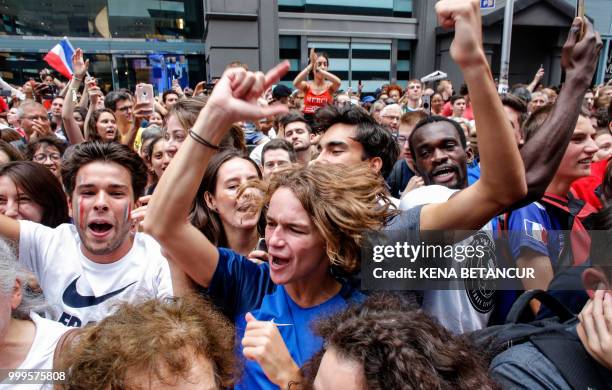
[498,0,514,94]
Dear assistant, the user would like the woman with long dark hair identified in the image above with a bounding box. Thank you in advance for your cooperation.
[0,161,69,227]
[191,149,263,256]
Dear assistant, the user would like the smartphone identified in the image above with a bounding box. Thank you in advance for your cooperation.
[256,238,268,252]
[135,83,154,112]
[422,94,431,115]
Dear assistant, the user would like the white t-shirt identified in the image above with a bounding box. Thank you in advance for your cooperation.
[0,313,69,390]
[18,221,173,327]
[401,185,495,334]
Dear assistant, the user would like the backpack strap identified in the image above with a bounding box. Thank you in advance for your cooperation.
[505,290,573,324]
[531,331,612,389]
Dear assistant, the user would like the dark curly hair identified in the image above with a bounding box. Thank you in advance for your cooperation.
[61,141,148,201]
[303,294,497,390]
[57,294,237,389]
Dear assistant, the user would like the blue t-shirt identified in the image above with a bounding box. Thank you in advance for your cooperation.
[207,248,364,389]
[467,161,480,186]
[507,201,564,266]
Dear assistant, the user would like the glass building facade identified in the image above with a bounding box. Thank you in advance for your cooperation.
[0,0,205,93]
[277,0,417,93]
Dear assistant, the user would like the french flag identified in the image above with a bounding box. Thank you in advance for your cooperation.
[43,37,75,79]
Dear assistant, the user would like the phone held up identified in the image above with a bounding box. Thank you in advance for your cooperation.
[135,83,155,113]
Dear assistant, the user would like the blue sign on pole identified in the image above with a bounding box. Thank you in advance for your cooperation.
[480,0,495,8]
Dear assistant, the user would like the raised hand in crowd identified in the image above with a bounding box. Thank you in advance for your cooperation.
[62,48,89,144]
[526,66,545,92]
[513,16,603,209]
[418,0,526,232]
[29,116,53,140]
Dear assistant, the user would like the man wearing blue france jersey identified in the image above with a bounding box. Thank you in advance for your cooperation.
[508,112,598,314]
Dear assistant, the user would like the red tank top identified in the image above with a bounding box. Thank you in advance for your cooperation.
[303,85,332,115]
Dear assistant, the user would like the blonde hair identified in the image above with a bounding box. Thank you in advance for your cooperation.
[58,295,236,389]
[246,163,398,273]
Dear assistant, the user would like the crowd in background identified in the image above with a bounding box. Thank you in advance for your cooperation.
[0,0,611,388]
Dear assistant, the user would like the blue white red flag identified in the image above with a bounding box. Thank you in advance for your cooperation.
[43,37,75,79]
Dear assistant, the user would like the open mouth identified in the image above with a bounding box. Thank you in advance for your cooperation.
[271,256,290,267]
[431,166,457,183]
[578,158,592,165]
[88,222,113,236]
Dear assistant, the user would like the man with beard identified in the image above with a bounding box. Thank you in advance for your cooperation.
[279,110,313,165]
[0,141,173,327]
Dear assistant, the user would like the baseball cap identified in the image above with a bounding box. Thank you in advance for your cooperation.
[272,84,293,99]
[362,95,376,104]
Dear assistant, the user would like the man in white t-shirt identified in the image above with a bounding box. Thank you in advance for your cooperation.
[0,142,173,327]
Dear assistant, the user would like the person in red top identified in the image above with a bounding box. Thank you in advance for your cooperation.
[293,49,341,124]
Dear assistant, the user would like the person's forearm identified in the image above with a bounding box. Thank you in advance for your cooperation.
[62,80,86,144]
[145,106,231,238]
[318,69,341,91]
[293,65,311,90]
[512,76,588,210]
[78,87,89,110]
[464,61,526,205]
[83,103,95,140]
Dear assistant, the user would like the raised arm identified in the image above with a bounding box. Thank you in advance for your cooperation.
[526,67,545,93]
[512,17,603,210]
[293,48,315,92]
[319,69,342,94]
[62,49,88,145]
[421,0,526,231]
[143,62,289,288]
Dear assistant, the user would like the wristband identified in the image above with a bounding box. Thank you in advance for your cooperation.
[188,129,220,150]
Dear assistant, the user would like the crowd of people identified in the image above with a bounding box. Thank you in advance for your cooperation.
[0,0,611,388]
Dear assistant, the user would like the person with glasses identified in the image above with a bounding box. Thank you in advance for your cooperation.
[25,136,66,180]
[379,104,402,132]
[16,102,53,142]
[386,111,427,199]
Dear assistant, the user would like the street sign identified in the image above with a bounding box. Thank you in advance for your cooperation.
[481,0,495,9]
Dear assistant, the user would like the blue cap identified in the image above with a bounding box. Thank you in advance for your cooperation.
[362,95,376,104]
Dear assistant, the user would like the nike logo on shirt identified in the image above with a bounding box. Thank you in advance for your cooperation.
[62,276,136,308]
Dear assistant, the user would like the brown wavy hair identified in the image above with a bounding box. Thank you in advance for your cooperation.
[85,108,120,143]
[57,294,236,389]
[246,162,398,273]
[302,293,497,390]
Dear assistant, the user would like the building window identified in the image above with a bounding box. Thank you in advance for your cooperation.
[278,0,411,17]
[397,39,412,87]
[308,41,350,91]
[280,35,301,85]
[351,42,391,93]
[0,0,203,39]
